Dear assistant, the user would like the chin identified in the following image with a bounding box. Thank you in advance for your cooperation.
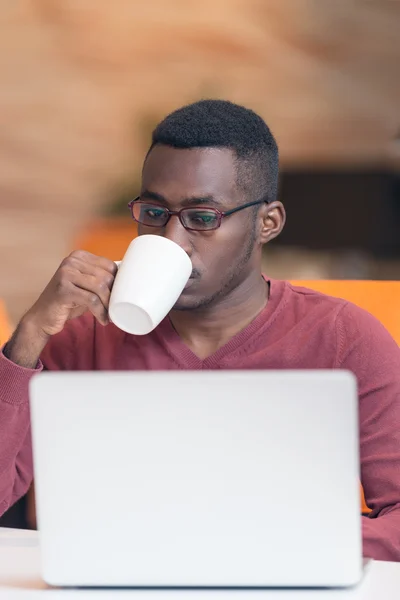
[172,296,202,311]
[171,287,208,311]
[172,287,222,312]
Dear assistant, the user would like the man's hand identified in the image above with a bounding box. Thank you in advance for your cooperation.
[3,251,118,368]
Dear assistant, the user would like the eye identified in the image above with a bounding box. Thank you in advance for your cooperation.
[190,212,218,224]
[144,208,165,219]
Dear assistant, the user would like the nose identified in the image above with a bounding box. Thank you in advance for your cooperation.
[163,215,192,257]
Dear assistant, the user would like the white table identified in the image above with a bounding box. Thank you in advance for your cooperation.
[1,528,400,599]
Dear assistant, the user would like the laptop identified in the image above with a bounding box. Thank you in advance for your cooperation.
[29,370,363,588]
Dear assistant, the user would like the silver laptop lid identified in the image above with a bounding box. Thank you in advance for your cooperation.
[30,370,362,588]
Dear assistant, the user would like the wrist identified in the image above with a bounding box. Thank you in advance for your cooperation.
[3,315,50,369]
[19,312,51,345]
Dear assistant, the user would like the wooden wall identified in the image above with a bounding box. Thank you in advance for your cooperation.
[0,0,399,321]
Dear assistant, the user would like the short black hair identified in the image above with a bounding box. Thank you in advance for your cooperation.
[150,99,279,204]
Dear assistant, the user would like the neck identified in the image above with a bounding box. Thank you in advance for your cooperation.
[169,272,268,359]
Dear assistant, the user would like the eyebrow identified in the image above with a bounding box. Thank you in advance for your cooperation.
[140,189,223,208]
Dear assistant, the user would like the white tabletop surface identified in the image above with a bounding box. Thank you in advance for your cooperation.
[1,528,400,599]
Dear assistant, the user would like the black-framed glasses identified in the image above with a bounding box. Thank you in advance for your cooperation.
[127,195,270,232]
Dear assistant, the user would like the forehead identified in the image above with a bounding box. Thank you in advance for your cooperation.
[142,145,239,202]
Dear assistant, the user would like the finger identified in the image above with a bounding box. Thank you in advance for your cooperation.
[71,287,110,326]
[56,279,110,327]
[68,270,112,313]
[64,257,116,291]
[67,250,118,276]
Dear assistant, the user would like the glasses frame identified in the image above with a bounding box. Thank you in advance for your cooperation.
[127,195,270,232]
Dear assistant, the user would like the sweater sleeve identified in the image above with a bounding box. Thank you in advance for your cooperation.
[336,302,400,561]
[0,314,96,515]
[0,347,42,516]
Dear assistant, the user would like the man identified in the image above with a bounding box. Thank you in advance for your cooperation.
[0,100,399,560]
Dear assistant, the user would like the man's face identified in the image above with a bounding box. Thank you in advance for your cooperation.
[139,145,262,310]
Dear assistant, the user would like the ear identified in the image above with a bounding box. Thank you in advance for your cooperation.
[259,201,286,245]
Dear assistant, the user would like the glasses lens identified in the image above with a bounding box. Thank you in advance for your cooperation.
[133,202,168,227]
[181,208,220,231]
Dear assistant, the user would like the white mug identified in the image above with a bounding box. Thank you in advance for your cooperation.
[109,235,192,335]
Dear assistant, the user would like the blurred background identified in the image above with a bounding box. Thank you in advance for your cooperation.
[0,0,399,527]
[1,0,399,326]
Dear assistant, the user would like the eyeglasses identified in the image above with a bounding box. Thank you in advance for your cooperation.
[128,195,270,232]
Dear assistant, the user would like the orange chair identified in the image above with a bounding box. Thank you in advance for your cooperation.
[0,299,12,346]
[290,280,400,514]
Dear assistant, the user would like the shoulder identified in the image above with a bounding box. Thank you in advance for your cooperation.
[277,280,349,323]
[279,280,399,363]
[284,281,347,309]
[284,281,393,331]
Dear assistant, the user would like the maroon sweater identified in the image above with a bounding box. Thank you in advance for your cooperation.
[1,279,400,561]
